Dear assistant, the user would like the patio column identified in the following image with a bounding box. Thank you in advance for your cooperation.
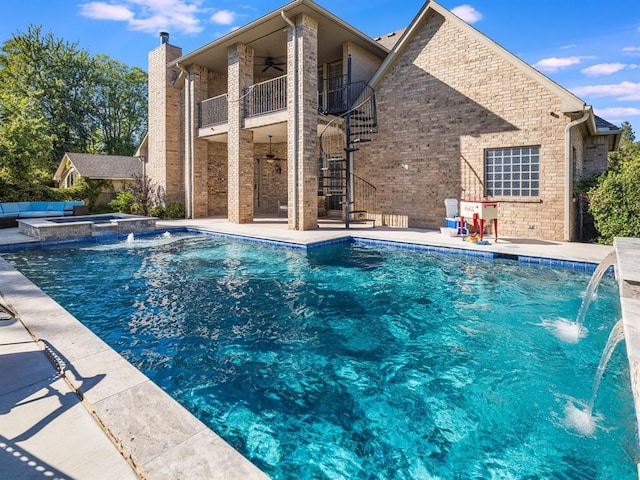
[227,43,254,224]
[287,14,318,230]
[190,64,210,218]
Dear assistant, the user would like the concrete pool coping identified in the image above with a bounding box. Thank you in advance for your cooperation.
[0,218,636,478]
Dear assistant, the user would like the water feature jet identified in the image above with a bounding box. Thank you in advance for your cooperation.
[549,250,616,343]
[565,320,625,436]
[575,250,617,330]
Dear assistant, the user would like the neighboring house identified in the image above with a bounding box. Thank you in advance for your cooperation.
[142,0,621,241]
[54,152,144,205]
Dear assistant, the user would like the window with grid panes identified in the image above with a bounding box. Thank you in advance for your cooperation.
[485,146,540,197]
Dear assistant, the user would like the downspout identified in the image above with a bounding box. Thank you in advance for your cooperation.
[281,10,298,229]
[564,108,590,241]
[176,62,193,219]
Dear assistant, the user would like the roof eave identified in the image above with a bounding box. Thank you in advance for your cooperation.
[168,0,388,69]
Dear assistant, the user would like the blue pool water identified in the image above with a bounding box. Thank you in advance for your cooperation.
[4,233,638,478]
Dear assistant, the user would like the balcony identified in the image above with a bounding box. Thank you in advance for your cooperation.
[197,75,288,130]
[199,94,228,129]
[244,75,287,118]
[196,74,368,131]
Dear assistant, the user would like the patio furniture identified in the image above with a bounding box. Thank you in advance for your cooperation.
[0,201,85,228]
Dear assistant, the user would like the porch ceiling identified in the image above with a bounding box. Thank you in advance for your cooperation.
[202,117,342,144]
[169,0,388,78]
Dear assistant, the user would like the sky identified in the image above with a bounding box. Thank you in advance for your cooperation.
[2,0,639,135]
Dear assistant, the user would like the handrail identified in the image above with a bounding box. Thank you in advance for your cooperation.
[350,172,376,222]
[319,84,376,158]
[244,75,287,118]
[198,93,228,128]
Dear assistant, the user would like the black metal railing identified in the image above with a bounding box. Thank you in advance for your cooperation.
[199,93,228,128]
[350,173,376,223]
[318,75,368,115]
[244,75,287,118]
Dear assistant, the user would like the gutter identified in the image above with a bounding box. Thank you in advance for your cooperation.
[564,108,590,241]
[176,62,194,219]
[281,10,298,229]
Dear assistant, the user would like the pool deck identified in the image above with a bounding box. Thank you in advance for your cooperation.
[0,217,636,479]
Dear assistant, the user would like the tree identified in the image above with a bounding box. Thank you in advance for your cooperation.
[0,95,55,201]
[588,122,640,244]
[90,55,147,156]
[0,26,95,169]
[0,25,147,202]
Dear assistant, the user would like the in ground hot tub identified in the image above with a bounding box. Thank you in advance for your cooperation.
[18,214,157,241]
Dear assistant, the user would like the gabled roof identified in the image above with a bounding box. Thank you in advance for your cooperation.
[167,0,388,73]
[370,0,588,113]
[594,115,622,150]
[54,153,143,182]
[595,115,621,133]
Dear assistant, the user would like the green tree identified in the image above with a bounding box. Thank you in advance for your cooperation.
[0,25,147,201]
[588,122,640,244]
[0,94,55,201]
[90,56,147,156]
[0,26,95,168]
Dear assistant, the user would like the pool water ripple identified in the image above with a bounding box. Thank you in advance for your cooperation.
[4,233,637,479]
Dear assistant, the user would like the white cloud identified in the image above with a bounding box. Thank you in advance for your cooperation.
[78,0,205,35]
[572,81,640,101]
[581,63,638,76]
[596,107,640,118]
[623,46,640,55]
[79,2,133,21]
[451,5,483,24]
[534,56,590,73]
[211,10,235,25]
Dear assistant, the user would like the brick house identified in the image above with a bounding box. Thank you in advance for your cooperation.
[141,0,621,241]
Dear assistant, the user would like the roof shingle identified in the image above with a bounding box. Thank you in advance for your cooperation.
[65,153,143,179]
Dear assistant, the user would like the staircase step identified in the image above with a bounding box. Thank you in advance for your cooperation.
[351,138,372,144]
[327,157,346,162]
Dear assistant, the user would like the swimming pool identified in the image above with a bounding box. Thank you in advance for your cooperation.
[4,233,637,478]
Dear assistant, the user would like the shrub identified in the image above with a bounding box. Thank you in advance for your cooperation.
[588,155,640,244]
[109,190,134,213]
[166,201,185,219]
[149,205,166,218]
[587,122,640,245]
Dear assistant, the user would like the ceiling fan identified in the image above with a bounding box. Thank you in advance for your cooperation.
[264,135,286,163]
[259,56,285,73]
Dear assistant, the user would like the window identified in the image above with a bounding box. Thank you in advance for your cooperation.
[485,146,539,197]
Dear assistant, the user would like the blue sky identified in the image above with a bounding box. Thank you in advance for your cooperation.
[2,0,639,135]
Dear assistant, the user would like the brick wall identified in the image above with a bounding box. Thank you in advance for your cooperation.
[356,10,578,241]
[287,14,318,230]
[147,42,184,207]
[254,141,288,214]
[227,43,255,223]
[207,141,228,215]
[584,135,610,177]
[190,64,210,217]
